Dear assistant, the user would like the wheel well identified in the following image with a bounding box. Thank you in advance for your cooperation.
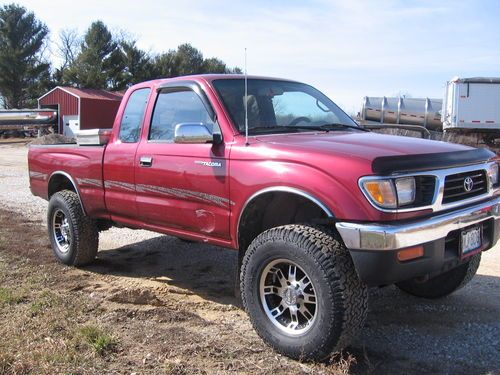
[237,191,330,265]
[48,174,77,198]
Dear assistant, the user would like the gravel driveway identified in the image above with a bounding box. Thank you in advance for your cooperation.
[1,140,499,374]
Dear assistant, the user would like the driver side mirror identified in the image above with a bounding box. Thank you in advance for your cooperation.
[174,123,221,144]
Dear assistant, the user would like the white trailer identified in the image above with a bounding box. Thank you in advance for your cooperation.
[442,77,500,132]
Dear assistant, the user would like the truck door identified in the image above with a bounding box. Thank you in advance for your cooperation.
[135,84,230,240]
[103,87,151,222]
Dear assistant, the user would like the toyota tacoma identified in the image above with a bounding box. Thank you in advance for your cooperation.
[28,75,499,360]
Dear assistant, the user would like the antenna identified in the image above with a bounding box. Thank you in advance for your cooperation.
[244,48,249,146]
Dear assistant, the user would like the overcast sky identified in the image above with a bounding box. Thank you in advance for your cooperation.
[16,0,500,113]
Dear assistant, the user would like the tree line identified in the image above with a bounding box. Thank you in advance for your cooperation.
[0,4,241,109]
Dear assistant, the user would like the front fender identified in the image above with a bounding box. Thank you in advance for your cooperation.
[229,157,378,245]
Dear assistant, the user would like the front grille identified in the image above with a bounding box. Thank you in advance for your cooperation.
[414,176,436,206]
[442,170,487,204]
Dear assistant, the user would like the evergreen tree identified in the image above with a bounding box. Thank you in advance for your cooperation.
[0,4,50,108]
[118,40,155,88]
[64,21,124,89]
[153,43,241,78]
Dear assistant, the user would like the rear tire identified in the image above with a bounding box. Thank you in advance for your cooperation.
[240,224,368,361]
[47,190,98,266]
[396,253,481,299]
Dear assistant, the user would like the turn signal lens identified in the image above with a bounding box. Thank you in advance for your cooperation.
[363,180,397,208]
[397,246,424,262]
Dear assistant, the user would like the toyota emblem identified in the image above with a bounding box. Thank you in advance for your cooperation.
[464,176,474,192]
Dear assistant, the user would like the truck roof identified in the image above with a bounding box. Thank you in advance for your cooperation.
[137,74,299,88]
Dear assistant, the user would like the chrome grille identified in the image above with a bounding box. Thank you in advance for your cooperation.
[442,170,487,204]
[415,176,436,206]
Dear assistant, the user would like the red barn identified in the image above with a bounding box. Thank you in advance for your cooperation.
[38,87,123,137]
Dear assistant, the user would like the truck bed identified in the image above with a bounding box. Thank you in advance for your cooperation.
[28,144,109,218]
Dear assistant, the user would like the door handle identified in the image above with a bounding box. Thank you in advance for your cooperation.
[139,156,153,167]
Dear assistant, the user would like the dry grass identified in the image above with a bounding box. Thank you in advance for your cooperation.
[0,209,362,374]
[0,260,112,374]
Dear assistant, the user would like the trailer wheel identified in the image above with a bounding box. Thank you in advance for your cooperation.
[240,224,368,360]
[47,190,98,266]
[396,253,481,299]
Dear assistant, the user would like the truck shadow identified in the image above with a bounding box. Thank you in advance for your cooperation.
[88,235,240,306]
[87,235,500,374]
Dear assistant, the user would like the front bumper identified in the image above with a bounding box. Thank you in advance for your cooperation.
[336,197,500,251]
[335,197,499,286]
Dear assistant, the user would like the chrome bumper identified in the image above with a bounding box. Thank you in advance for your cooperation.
[336,197,500,251]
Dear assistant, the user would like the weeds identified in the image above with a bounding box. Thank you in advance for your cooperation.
[78,325,117,356]
[29,290,60,316]
[0,287,24,305]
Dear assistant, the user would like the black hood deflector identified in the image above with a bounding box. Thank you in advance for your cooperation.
[372,148,495,175]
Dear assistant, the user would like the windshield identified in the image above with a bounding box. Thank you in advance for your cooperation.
[212,79,359,135]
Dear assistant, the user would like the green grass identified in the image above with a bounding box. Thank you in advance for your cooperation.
[0,287,24,305]
[78,325,117,356]
[29,290,60,316]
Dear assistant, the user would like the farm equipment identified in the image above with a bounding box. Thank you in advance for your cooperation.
[0,109,57,137]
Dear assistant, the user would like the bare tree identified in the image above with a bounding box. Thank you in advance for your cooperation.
[57,28,80,70]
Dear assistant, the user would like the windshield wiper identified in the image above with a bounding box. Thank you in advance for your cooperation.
[318,123,369,132]
[247,123,369,135]
[247,126,303,134]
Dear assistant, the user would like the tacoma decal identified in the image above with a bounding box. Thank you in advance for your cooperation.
[194,160,222,168]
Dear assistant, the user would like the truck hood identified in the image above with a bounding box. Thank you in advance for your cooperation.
[255,131,472,163]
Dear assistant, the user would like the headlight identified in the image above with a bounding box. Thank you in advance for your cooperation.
[395,177,416,205]
[361,177,416,209]
[488,163,499,187]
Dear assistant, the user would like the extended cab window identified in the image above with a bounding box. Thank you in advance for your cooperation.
[119,88,150,143]
[149,90,215,141]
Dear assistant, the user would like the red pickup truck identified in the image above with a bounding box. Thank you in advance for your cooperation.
[29,75,499,360]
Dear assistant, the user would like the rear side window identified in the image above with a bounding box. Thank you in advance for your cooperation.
[119,88,150,143]
[149,90,215,141]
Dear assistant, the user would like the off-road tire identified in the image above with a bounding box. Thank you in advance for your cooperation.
[47,190,98,266]
[240,224,368,361]
[396,253,481,299]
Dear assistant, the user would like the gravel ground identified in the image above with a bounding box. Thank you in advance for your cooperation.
[1,140,499,374]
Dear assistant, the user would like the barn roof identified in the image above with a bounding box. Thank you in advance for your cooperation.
[39,86,123,101]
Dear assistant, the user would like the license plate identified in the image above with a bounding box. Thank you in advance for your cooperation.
[461,226,482,258]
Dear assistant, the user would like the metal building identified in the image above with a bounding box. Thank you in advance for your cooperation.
[38,87,123,137]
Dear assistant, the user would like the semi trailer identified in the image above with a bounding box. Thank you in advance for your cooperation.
[359,76,500,146]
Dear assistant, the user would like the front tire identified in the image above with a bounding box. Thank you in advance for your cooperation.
[47,190,98,266]
[240,225,368,361]
[396,253,481,299]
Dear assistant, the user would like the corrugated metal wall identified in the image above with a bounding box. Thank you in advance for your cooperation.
[38,88,122,133]
[39,89,79,133]
[80,99,121,130]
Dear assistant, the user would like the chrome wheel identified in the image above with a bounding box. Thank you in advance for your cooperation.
[52,209,71,253]
[259,259,317,335]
